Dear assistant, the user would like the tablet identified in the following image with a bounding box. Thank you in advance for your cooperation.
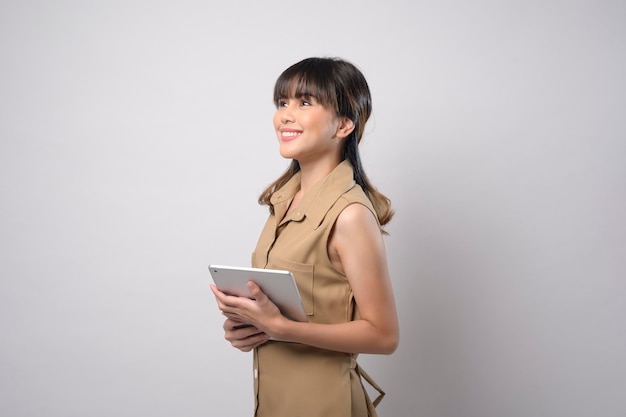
[208,265,307,322]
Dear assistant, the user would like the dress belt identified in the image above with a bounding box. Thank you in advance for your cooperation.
[350,357,385,407]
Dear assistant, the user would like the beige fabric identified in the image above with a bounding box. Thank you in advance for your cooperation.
[251,161,384,417]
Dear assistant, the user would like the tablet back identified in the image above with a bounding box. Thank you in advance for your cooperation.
[209,265,307,322]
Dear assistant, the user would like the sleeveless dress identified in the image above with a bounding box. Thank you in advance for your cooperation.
[251,160,385,417]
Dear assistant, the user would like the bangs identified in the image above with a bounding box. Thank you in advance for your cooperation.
[273,60,337,110]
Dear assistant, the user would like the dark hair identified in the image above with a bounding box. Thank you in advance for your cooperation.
[259,57,394,228]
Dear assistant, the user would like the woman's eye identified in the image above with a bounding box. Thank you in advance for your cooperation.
[301,100,311,106]
[278,100,288,107]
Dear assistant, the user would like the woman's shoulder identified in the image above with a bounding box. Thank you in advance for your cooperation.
[340,184,374,208]
[332,194,382,245]
[334,185,378,223]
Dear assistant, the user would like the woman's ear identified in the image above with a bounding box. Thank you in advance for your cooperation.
[335,117,355,139]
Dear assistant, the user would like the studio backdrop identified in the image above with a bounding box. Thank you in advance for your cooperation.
[1,1,625,416]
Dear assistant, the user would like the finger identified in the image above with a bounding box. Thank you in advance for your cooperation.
[222,311,247,322]
[210,284,220,295]
[214,288,250,310]
[229,332,270,352]
[226,324,264,340]
[211,285,231,311]
[247,333,271,350]
[247,280,268,302]
[210,284,230,303]
[214,293,248,316]
[223,318,247,330]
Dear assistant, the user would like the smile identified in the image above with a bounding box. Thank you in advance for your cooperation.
[280,130,302,141]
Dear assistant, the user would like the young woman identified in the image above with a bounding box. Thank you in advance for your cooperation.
[211,57,399,417]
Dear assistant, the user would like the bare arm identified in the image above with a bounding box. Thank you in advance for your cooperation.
[212,203,399,354]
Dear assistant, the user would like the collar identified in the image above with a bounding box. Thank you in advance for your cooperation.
[270,160,357,229]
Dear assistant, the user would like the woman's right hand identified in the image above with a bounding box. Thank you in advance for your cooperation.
[223,318,270,352]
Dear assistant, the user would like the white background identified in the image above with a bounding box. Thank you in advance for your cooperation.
[1,1,625,416]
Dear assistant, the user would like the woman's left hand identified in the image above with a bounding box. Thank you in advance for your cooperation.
[210,281,285,337]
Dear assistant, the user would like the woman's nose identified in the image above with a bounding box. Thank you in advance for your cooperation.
[280,106,294,123]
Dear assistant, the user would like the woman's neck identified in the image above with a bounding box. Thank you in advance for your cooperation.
[297,156,341,195]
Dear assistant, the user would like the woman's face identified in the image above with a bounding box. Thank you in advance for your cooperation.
[273,95,343,164]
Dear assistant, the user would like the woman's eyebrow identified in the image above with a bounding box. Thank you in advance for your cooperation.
[295,92,317,99]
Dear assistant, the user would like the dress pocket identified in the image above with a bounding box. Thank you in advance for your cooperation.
[267,257,314,317]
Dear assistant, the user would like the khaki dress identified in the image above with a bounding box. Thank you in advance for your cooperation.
[251,161,385,417]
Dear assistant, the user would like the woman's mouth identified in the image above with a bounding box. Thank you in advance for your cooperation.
[280,130,301,141]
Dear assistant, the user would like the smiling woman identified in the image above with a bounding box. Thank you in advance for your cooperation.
[210,57,399,417]
[273,94,347,166]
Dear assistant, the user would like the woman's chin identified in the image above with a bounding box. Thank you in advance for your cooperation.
[278,146,298,160]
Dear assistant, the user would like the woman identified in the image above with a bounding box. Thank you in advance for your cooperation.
[211,57,399,417]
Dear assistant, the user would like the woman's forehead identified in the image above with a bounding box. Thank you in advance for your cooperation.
[275,76,330,102]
